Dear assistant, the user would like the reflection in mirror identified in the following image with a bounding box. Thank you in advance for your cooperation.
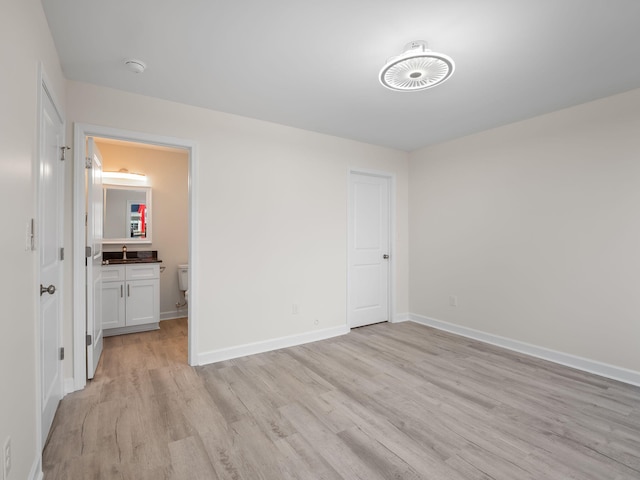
[103,185,152,244]
[128,200,147,238]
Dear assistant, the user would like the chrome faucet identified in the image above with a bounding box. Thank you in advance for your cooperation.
[122,245,127,260]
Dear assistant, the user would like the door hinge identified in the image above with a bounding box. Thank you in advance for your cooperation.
[60,247,64,261]
[86,334,92,346]
[85,212,88,227]
[28,218,35,251]
[60,146,70,161]
[59,347,65,360]
[85,156,92,169]
[85,246,92,258]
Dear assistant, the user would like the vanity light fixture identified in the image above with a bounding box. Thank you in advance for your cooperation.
[103,169,148,185]
[379,40,454,92]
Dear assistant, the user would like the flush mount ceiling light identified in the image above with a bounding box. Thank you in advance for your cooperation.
[124,58,146,74]
[379,40,454,92]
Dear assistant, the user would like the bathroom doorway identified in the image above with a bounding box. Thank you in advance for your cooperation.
[72,124,197,391]
[96,137,190,325]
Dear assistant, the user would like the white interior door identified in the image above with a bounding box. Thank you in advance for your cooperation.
[86,138,104,379]
[348,172,391,328]
[39,85,64,446]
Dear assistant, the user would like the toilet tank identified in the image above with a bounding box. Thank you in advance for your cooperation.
[177,264,189,291]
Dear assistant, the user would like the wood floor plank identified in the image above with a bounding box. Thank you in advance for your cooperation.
[337,425,424,480]
[280,401,388,480]
[168,435,219,480]
[43,318,640,479]
[273,432,344,480]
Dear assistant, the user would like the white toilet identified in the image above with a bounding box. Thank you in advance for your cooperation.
[178,264,189,304]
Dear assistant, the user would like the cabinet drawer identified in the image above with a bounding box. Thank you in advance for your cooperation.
[126,263,160,280]
[102,265,125,282]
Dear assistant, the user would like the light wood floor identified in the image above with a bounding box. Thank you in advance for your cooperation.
[43,318,640,479]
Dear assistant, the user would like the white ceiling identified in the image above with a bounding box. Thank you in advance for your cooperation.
[41,0,640,151]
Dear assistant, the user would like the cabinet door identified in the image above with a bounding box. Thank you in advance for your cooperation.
[126,279,159,326]
[102,281,125,329]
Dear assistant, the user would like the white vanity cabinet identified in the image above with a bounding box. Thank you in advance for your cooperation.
[102,266,126,330]
[102,263,160,336]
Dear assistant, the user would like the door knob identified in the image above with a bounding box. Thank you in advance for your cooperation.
[40,284,56,296]
[383,254,390,259]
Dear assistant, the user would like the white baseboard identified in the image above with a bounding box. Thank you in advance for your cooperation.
[409,313,640,387]
[161,309,187,321]
[392,312,410,323]
[64,377,76,395]
[29,455,43,480]
[198,324,349,365]
[103,323,159,337]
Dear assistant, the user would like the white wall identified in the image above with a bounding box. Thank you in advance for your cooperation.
[0,1,66,478]
[65,81,409,362]
[4,4,636,477]
[409,88,640,373]
[97,140,189,319]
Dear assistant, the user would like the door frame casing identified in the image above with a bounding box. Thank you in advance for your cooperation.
[72,123,198,391]
[35,62,65,452]
[346,168,396,328]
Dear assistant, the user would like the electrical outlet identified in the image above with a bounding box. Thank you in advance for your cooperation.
[314,318,319,326]
[291,304,299,315]
[449,295,458,307]
[3,437,11,479]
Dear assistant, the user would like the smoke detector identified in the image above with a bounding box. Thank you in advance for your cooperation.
[379,41,454,92]
[124,58,147,74]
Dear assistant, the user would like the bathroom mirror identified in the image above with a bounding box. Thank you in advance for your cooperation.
[103,184,152,244]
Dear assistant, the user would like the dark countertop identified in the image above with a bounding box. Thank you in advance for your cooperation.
[102,250,162,265]
[103,258,162,265]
